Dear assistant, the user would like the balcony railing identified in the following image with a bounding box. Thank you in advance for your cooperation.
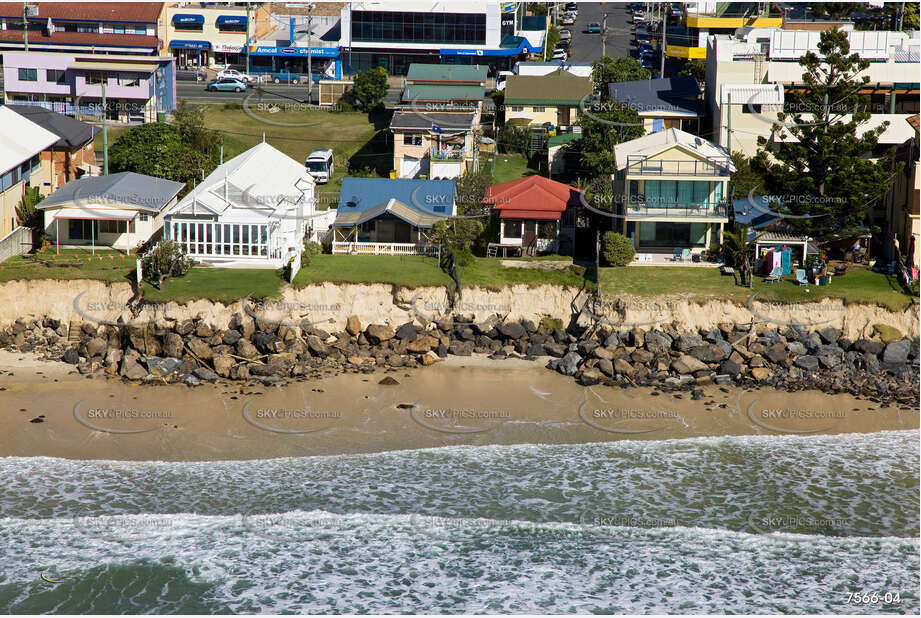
[430,147,471,162]
[619,200,729,218]
[625,156,732,177]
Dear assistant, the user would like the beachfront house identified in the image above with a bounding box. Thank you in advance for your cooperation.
[162,142,317,267]
[0,105,58,238]
[612,128,734,259]
[36,172,184,251]
[332,177,455,256]
[391,64,486,179]
[6,104,98,193]
[503,69,592,129]
[484,176,581,256]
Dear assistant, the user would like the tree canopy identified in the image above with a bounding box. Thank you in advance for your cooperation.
[351,66,389,111]
[591,56,651,96]
[750,28,894,238]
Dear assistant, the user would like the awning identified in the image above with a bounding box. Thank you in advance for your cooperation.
[216,15,248,26]
[172,14,204,25]
[68,60,157,72]
[52,208,137,221]
[170,40,211,50]
[498,210,562,221]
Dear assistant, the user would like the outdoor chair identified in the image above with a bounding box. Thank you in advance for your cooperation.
[794,269,809,286]
[682,249,691,261]
[763,266,782,283]
[672,248,683,262]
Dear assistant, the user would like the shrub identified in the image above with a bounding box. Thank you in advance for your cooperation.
[455,248,475,267]
[497,126,529,155]
[302,240,323,266]
[601,232,635,267]
[141,239,191,288]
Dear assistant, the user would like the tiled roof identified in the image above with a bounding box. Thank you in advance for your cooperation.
[484,176,582,221]
[0,2,163,22]
[0,30,158,50]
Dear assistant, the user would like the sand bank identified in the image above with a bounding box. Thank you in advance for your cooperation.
[1,353,915,461]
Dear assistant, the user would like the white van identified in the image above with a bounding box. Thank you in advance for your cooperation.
[305,149,334,184]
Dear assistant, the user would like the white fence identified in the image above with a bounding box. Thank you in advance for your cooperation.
[307,210,337,243]
[332,242,441,257]
[0,227,32,264]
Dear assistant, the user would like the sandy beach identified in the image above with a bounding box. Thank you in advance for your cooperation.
[1,351,916,461]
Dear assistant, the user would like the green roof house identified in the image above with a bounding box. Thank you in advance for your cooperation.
[503,69,592,129]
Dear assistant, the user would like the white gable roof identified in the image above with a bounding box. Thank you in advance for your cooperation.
[167,142,315,217]
[0,106,59,174]
[613,128,736,171]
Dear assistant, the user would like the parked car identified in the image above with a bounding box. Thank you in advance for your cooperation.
[632,12,646,23]
[206,77,247,92]
[560,15,575,25]
[634,26,652,43]
[638,42,656,55]
[552,49,568,61]
[586,22,601,33]
[555,39,571,50]
[640,55,656,70]
[565,2,578,10]
[216,68,253,83]
[558,28,572,40]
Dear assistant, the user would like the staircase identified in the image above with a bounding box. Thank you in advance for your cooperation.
[67,321,83,345]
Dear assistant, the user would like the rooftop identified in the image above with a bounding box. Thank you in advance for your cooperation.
[389,111,476,131]
[36,172,184,213]
[0,106,59,173]
[0,2,164,22]
[335,177,456,228]
[402,83,485,103]
[406,64,488,84]
[484,176,582,221]
[0,30,159,51]
[6,104,97,149]
[606,76,702,117]
[613,128,735,172]
[504,70,593,106]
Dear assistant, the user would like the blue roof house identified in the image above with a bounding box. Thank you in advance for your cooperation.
[332,178,456,256]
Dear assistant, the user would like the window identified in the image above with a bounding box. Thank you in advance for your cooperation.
[351,10,485,44]
[18,68,37,82]
[403,134,423,146]
[510,105,523,112]
[504,220,523,239]
[139,214,149,222]
[175,22,203,31]
[117,73,140,87]
[46,69,65,84]
[113,25,125,34]
[533,106,545,112]
[86,72,106,85]
[99,220,126,234]
[743,103,762,113]
[218,23,247,32]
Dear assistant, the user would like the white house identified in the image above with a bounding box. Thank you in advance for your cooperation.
[163,142,317,267]
[36,172,184,251]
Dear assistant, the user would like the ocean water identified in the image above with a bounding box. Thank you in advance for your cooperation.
[0,430,918,614]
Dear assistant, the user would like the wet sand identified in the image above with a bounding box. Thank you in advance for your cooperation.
[0,352,917,461]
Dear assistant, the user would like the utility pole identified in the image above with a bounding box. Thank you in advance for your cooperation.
[601,13,607,57]
[245,3,251,77]
[307,3,313,103]
[22,2,28,51]
[102,80,108,175]
[660,2,667,78]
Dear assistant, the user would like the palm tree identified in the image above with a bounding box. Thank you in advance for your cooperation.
[722,224,763,287]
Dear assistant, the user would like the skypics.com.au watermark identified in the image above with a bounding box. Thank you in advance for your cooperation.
[407,404,511,434]
[72,401,172,434]
[578,400,682,435]
[409,292,512,328]
[241,401,342,435]
[241,295,343,328]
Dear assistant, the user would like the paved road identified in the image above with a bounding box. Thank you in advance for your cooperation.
[564,2,633,65]
[563,2,682,77]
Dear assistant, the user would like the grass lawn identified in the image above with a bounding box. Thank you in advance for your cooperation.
[293,255,588,290]
[202,104,389,206]
[0,249,136,283]
[485,153,537,184]
[599,264,914,311]
[142,267,284,304]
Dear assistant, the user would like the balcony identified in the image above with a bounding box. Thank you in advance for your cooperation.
[625,156,732,177]
[430,147,472,162]
[619,200,729,218]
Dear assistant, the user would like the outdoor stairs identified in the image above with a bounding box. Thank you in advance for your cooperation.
[67,321,83,345]
[487,245,498,258]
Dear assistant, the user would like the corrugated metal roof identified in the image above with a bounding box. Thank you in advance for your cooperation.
[0,106,59,173]
[68,60,158,72]
[504,70,592,105]
[722,84,784,105]
[406,64,487,83]
[402,83,485,103]
[389,111,475,131]
[37,172,184,213]
[335,177,456,227]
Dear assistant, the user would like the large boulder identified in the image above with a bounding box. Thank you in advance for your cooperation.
[62,348,80,364]
[557,351,582,376]
[793,355,819,371]
[345,315,362,336]
[764,343,788,363]
[613,358,635,377]
[406,335,438,354]
[236,340,259,359]
[222,329,242,346]
[498,322,527,340]
[689,343,726,363]
[146,356,182,378]
[671,354,708,374]
[213,354,235,378]
[365,324,395,345]
[719,359,741,376]
[644,331,672,354]
[187,337,213,360]
[163,332,185,358]
[81,337,108,359]
[597,358,614,377]
[675,332,703,353]
[882,340,910,366]
[306,335,330,357]
[119,355,148,380]
[853,339,884,356]
[395,323,418,341]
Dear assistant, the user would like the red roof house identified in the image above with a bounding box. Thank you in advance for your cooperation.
[483,176,582,255]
